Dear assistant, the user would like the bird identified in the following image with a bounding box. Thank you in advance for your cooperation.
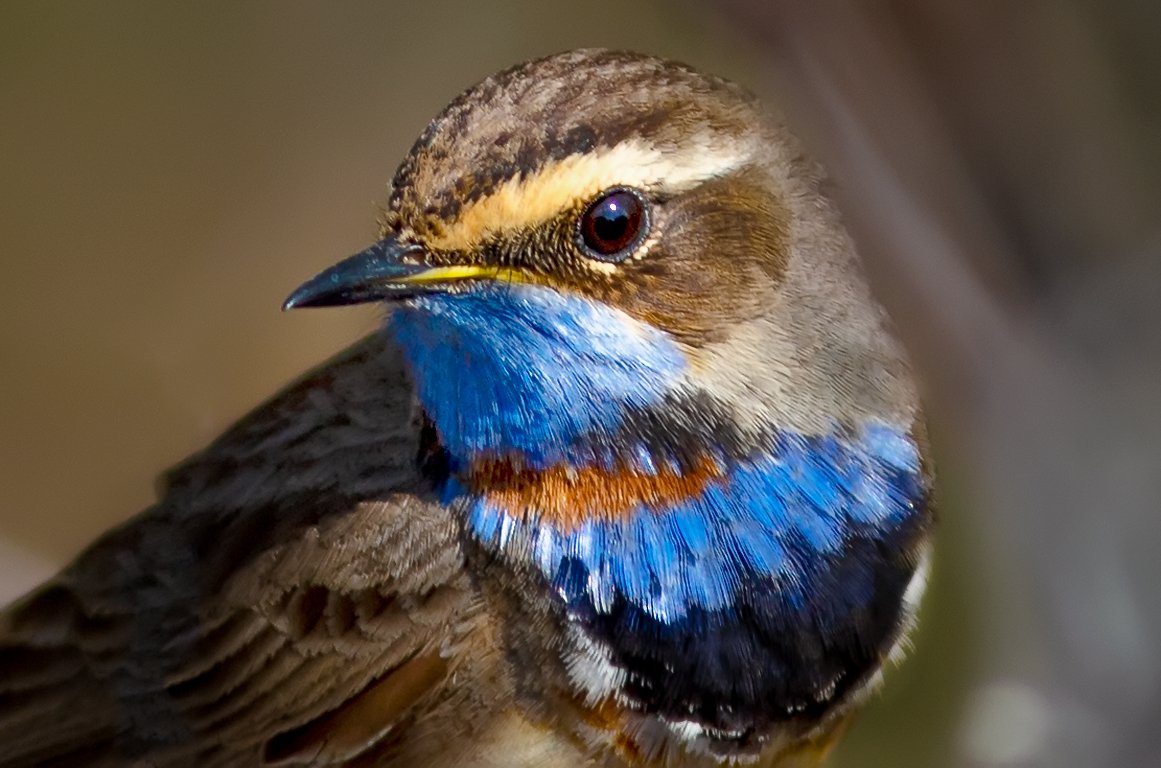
[0,49,933,767]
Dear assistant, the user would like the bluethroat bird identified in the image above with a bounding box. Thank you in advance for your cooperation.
[0,50,933,767]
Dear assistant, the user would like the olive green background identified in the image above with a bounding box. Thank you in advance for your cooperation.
[0,3,976,766]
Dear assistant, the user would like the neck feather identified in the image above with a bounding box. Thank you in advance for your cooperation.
[452,418,929,733]
[456,422,924,619]
[389,285,690,468]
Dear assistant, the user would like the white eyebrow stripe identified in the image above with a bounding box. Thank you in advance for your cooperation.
[421,137,754,252]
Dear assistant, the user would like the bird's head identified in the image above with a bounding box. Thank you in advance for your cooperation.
[285,49,918,475]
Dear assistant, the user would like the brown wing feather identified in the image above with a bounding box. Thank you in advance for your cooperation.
[0,334,482,767]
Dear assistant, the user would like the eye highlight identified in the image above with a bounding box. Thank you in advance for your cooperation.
[576,188,649,262]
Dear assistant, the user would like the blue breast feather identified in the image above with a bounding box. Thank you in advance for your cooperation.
[455,423,922,625]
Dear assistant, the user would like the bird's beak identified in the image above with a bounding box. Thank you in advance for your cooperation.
[282,237,510,310]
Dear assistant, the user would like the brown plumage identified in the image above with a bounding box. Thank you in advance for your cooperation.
[0,49,931,767]
[3,340,452,765]
[0,337,589,766]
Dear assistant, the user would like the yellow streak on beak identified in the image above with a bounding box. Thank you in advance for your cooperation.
[396,265,530,286]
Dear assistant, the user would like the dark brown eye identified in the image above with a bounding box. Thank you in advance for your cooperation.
[577,188,648,262]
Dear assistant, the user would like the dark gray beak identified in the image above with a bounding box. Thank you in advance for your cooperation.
[282,238,429,310]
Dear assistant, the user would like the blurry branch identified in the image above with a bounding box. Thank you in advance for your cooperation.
[709,2,1161,767]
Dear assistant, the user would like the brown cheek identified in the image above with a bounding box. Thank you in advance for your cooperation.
[616,174,791,347]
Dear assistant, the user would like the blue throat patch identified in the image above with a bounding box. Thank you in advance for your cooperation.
[388,283,929,729]
[389,285,688,469]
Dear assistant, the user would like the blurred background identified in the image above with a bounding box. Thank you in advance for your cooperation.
[1,2,1157,767]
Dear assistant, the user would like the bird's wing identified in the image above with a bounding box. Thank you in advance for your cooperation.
[0,334,482,767]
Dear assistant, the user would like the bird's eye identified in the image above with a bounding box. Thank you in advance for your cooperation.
[576,188,649,262]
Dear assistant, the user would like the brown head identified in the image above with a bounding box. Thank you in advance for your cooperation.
[289,48,918,449]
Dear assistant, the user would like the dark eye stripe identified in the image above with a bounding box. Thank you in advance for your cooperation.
[577,188,649,262]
